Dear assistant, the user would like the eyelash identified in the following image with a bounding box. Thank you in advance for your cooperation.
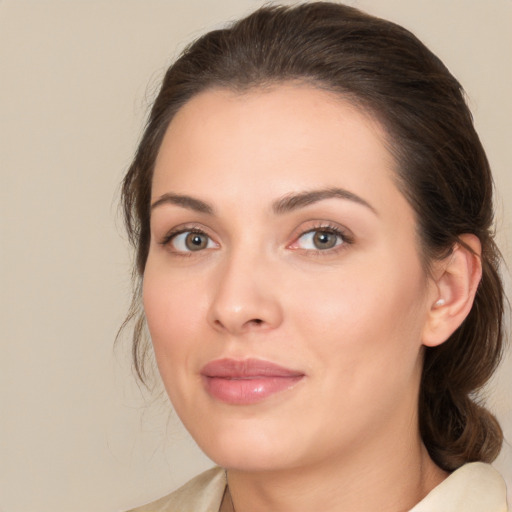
[159,222,353,256]
[159,226,215,256]
[161,227,200,245]
[290,223,353,255]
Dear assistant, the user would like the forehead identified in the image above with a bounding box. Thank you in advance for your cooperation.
[153,84,397,196]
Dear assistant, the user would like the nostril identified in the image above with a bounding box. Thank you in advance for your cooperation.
[212,318,263,331]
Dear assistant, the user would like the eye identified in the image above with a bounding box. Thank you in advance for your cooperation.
[164,229,217,253]
[291,226,349,252]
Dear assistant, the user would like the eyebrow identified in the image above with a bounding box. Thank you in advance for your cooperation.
[272,187,378,216]
[151,193,214,214]
[150,187,377,216]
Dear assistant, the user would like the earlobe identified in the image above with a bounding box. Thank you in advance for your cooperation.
[422,234,482,347]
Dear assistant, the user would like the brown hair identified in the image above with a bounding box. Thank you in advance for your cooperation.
[120,2,505,471]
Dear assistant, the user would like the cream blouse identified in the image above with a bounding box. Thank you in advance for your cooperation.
[128,462,509,512]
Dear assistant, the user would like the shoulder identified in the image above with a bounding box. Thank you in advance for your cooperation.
[410,462,509,512]
[126,466,226,512]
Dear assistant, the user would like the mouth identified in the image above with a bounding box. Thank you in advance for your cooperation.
[200,358,305,405]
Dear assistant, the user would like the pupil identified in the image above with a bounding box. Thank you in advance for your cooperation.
[313,231,336,249]
[186,233,206,250]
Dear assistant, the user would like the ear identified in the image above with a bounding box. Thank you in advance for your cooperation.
[422,234,482,347]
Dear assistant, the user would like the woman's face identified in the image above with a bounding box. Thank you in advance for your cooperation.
[143,84,435,471]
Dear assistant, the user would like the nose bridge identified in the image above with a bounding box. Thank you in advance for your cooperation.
[208,242,283,334]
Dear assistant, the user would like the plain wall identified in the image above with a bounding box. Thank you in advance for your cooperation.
[1,1,510,511]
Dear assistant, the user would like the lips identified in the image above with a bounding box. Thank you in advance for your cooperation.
[200,358,305,405]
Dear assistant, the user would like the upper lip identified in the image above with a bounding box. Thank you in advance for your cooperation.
[200,358,304,378]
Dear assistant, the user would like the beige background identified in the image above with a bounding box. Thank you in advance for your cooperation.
[1,1,510,511]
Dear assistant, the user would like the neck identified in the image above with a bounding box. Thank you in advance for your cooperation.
[224,429,447,512]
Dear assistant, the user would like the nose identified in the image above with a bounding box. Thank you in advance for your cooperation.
[207,250,283,336]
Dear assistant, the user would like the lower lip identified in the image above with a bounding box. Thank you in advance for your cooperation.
[202,375,303,405]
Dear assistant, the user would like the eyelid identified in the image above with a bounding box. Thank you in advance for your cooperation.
[159,224,219,253]
[156,220,353,255]
[287,221,354,252]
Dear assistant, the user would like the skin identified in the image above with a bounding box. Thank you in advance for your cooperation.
[143,84,450,511]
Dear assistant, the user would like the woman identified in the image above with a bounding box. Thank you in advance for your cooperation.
[121,2,509,511]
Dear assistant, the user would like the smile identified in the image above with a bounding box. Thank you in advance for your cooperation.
[200,358,305,405]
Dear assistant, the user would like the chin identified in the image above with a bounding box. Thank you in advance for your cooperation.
[205,441,296,472]
[186,416,307,472]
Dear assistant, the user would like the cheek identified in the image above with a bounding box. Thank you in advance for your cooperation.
[142,264,209,376]
[293,264,427,428]
[288,253,427,373]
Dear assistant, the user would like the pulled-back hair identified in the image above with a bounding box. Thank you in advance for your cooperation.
[121,2,505,471]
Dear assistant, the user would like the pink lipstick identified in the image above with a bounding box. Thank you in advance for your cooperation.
[200,358,304,405]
